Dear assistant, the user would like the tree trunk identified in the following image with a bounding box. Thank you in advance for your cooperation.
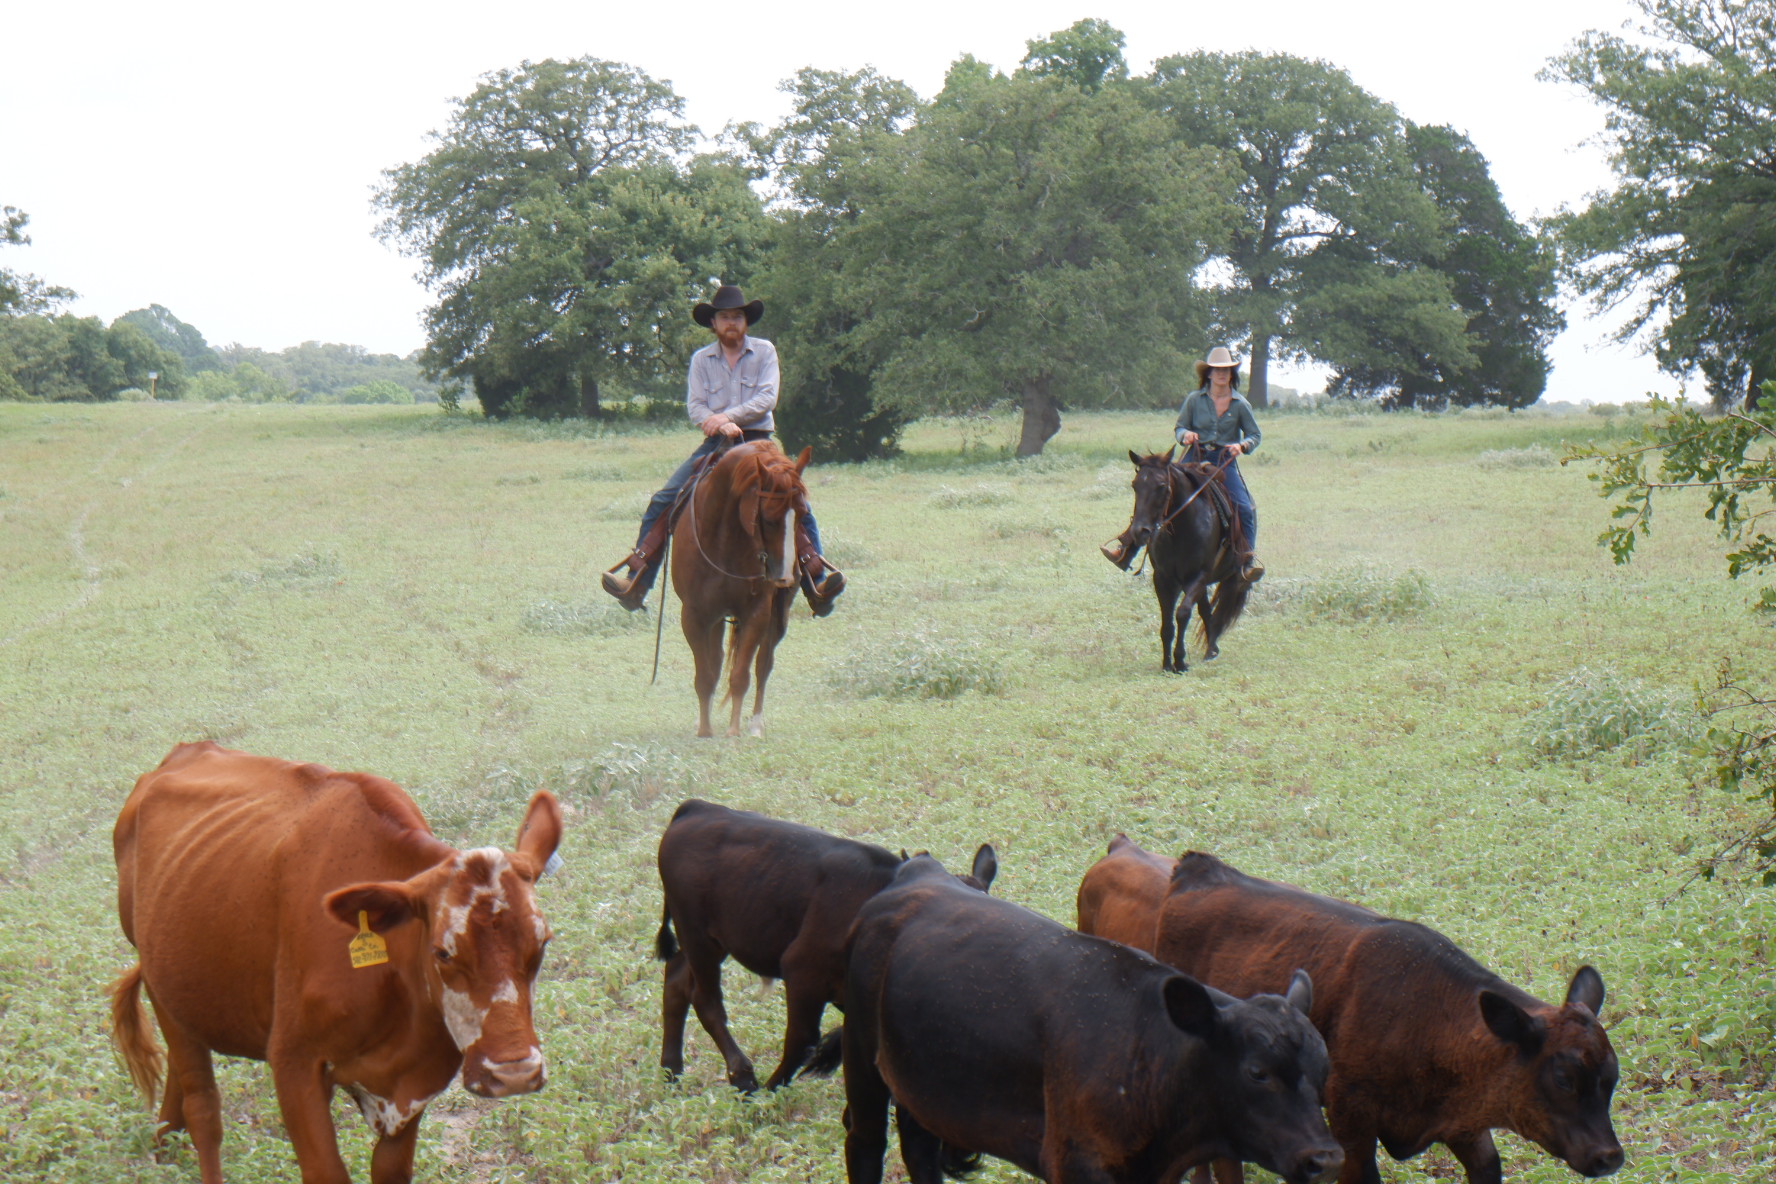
[1748,358,1768,411]
[1017,377,1062,457]
[1246,336,1271,409]
[579,371,602,418]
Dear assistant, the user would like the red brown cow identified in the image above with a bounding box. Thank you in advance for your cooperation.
[655,798,997,1091]
[1076,839,1624,1184]
[110,741,563,1184]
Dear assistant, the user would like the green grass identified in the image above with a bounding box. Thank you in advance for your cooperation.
[0,400,1771,1182]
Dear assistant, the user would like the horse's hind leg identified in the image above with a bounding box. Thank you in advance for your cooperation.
[1178,573,1212,664]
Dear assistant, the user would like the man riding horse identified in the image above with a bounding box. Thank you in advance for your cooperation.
[601,285,845,616]
[1102,345,1265,583]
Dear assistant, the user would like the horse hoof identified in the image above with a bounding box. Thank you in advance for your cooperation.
[1203,647,1219,661]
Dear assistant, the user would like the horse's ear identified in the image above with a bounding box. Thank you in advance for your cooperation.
[795,446,812,475]
[1164,445,1176,463]
[1129,449,1142,466]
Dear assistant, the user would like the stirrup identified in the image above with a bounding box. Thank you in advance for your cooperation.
[801,559,845,617]
[1240,558,1265,583]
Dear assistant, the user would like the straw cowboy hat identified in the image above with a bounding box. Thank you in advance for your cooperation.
[692,284,764,328]
[1193,345,1241,387]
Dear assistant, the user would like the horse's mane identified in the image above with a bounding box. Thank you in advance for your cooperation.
[722,440,807,510]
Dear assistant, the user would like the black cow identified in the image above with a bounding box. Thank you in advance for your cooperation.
[841,855,1343,1184]
[655,799,996,1091]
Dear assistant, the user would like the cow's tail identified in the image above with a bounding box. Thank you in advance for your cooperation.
[1198,569,1253,651]
[109,963,163,1105]
[797,1027,844,1079]
[654,904,679,962]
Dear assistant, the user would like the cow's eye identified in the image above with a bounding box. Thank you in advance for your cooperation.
[1248,1067,1270,1085]
[1552,1069,1574,1092]
[434,947,453,964]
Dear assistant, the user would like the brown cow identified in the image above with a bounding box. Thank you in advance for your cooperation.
[1077,839,1624,1184]
[110,741,563,1184]
[655,798,996,1091]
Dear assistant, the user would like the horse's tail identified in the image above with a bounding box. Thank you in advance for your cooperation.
[109,963,163,1106]
[1199,565,1253,650]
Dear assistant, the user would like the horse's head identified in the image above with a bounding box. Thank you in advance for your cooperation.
[1127,447,1177,547]
[730,442,811,588]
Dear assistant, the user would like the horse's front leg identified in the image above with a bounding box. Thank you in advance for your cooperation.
[684,610,725,738]
[1154,574,1183,674]
[726,608,772,737]
[746,593,791,737]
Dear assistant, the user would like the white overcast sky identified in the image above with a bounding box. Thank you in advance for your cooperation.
[4,0,1684,402]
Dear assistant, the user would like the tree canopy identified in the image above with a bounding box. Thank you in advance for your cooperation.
[0,206,75,318]
[845,53,1235,454]
[1144,51,1468,408]
[375,57,765,419]
[1546,0,1776,409]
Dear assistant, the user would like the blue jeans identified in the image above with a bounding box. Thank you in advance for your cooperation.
[1196,445,1256,548]
[635,432,823,554]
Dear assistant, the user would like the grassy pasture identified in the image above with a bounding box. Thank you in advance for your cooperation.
[0,399,1771,1183]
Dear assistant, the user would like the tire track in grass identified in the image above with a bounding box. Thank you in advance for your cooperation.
[1,412,212,648]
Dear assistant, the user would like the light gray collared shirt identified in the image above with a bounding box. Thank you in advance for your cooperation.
[686,335,779,431]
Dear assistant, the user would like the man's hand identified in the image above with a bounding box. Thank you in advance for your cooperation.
[719,420,742,439]
[1179,430,1200,446]
[1223,441,1244,457]
[702,412,734,438]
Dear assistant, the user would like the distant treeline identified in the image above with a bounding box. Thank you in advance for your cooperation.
[0,298,437,405]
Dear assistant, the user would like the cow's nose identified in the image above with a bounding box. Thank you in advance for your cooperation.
[1581,1145,1625,1177]
[1295,1146,1343,1184]
[471,1050,546,1098]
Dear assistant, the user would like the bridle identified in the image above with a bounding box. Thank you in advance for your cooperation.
[684,440,800,584]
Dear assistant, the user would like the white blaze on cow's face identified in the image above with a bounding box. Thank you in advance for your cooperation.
[428,846,552,1098]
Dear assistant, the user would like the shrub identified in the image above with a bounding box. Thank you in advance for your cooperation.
[228,549,342,586]
[1298,566,1433,622]
[830,630,1006,700]
[1520,665,1697,760]
[1476,444,1557,469]
[930,482,1014,508]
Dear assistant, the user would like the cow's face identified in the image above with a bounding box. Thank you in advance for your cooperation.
[1481,966,1624,1177]
[1167,970,1343,1184]
[327,790,564,1099]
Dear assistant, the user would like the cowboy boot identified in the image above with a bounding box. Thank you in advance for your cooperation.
[1100,527,1139,570]
[602,515,672,611]
[796,520,845,617]
[1240,552,1265,583]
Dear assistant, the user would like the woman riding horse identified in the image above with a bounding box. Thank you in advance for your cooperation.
[1102,346,1265,582]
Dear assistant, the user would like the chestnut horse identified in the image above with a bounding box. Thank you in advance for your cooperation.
[671,440,812,737]
[1126,448,1252,673]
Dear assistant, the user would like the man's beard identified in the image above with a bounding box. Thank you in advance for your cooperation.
[717,325,745,348]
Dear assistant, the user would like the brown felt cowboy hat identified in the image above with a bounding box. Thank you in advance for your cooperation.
[692,284,764,328]
[1193,345,1241,387]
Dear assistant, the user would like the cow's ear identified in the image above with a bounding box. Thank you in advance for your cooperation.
[795,446,812,475]
[325,882,417,932]
[970,844,998,891]
[1479,990,1546,1052]
[1283,968,1314,1017]
[1162,975,1219,1040]
[1164,445,1176,463]
[1129,449,1142,466]
[513,790,563,881]
[1565,966,1606,1017]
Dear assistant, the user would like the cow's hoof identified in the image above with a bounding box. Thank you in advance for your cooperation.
[1203,645,1219,661]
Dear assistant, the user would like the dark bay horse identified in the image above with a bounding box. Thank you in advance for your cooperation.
[1125,448,1252,673]
[671,440,811,737]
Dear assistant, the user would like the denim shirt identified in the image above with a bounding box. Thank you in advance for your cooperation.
[686,335,778,431]
[1174,388,1261,453]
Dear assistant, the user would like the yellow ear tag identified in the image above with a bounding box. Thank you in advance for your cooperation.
[348,910,389,969]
